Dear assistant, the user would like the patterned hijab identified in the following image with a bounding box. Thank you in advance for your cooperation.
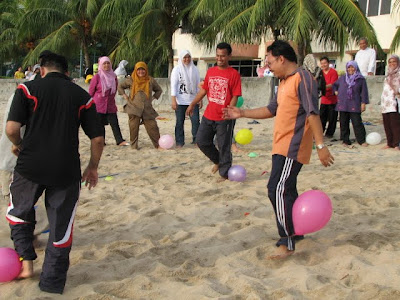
[303,53,318,75]
[386,55,400,93]
[345,61,364,99]
[178,50,199,94]
[98,56,116,96]
[130,61,150,100]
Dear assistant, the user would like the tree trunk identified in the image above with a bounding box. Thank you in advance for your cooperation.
[167,32,173,78]
[297,41,306,66]
[82,40,91,69]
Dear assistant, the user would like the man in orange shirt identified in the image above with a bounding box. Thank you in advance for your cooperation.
[223,40,334,259]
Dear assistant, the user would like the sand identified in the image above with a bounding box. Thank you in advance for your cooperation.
[0,102,400,300]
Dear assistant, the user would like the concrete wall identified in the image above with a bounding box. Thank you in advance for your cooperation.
[0,76,385,119]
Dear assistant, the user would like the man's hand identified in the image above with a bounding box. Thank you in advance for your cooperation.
[361,103,366,112]
[222,106,242,120]
[82,166,98,190]
[186,104,194,116]
[11,144,22,156]
[317,147,334,167]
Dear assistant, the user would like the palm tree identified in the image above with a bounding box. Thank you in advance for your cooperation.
[0,0,28,63]
[390,0,400,52]
[17,0,106,69]
[191,0,381,65]
[96,0,197,77]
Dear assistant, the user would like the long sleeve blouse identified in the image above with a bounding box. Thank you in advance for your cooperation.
[88,74,118,114]
[332,76,369,113]
[118,77,162,119]
[381,73,400,114]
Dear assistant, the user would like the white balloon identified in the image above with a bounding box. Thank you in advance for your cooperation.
[366,132,382,145]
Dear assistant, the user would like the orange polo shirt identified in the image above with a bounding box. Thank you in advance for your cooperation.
[267,68,319,164]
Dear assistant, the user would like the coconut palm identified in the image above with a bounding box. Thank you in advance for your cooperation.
[97,0,197,77]
[0,0,28,63]
[191,0,381,64]
[390,0,400,52]
[17,0,106,68]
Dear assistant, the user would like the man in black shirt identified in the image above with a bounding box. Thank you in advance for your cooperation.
[5,51,104,294]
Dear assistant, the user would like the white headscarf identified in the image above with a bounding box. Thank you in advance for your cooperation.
[114,60,128,76]
[178,50,199,95]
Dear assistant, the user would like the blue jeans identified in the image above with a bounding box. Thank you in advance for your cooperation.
[175,104,200,146]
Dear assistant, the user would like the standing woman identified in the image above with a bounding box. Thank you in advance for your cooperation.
[89,56,128,146]
[171,50,201,147]
[118,62,163,149]
[333,61,369,147]
[381,55,400,150]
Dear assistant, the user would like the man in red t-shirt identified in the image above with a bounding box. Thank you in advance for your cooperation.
[187,42,242,181]
[319,57,339,138]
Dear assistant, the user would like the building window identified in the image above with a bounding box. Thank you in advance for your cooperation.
[228,60,262,77]
[358,0,391,16]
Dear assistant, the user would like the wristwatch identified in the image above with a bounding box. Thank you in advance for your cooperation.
[316,143,326,150]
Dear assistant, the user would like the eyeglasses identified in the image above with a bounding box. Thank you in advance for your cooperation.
[266,58,279,67]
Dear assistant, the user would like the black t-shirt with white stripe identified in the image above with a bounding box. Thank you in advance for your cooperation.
[8,72,104,187]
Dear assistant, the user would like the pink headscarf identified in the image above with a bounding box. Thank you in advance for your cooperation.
[98,56,116,96]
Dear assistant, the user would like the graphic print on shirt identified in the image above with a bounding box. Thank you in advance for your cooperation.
[208,76,228,105]
[178,73,188,95]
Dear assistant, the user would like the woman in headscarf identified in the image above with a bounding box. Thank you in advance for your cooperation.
[170,50,201,147]
[114,60,128,78]
[333,61,369,147]
[118,62,163,149]
[381,55,400,150]
[303,53,326,97]
[89,56,128,146]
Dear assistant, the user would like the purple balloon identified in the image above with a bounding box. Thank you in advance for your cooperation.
[292,190,333,235]
[0,247,22,282]
[228,165,247,182]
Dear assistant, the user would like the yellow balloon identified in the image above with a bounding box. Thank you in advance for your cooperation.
[235,129,253,145]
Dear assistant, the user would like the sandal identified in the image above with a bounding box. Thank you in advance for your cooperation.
[118,141,130,146]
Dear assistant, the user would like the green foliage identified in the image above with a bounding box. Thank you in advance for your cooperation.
[390,0,400,52]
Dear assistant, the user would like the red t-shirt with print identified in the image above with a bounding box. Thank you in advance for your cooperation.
[203,66,242,121]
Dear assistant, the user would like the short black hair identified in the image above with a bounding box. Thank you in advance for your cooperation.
[320,56,330,63]
[216,42,232,55]
[267,40,297,64]
[39,51,68,73]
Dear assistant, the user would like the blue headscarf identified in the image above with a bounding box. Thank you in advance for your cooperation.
[345,61,364,99]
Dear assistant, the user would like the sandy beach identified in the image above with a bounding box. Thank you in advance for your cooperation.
[0,101,400,299]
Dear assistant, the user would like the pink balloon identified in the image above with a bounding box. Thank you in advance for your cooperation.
[228,165,247,182]
[292,190,332,235]
[158,134,174,149]
[0,247,22,282]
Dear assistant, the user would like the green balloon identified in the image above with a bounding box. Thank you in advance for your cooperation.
[236,96,244,108]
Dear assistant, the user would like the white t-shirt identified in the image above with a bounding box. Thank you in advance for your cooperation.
[355,47,376,76]
[170,66,200,105]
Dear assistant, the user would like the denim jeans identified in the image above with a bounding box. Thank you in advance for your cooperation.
[175,104,200,146]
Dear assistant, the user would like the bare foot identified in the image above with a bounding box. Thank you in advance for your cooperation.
[394,146,400,151]
[231,143,244,153]
[216,176,227,183]
[361,143,368,147]
[382,145,391,149]
[267,245,294,260]
[17,260,33,279]
[211,164,219,174]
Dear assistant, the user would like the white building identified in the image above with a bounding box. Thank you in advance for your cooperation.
[172,0,399,77]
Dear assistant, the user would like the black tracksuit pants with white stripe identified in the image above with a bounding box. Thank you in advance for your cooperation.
[267,155,303,251]
[6,171,80,294]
